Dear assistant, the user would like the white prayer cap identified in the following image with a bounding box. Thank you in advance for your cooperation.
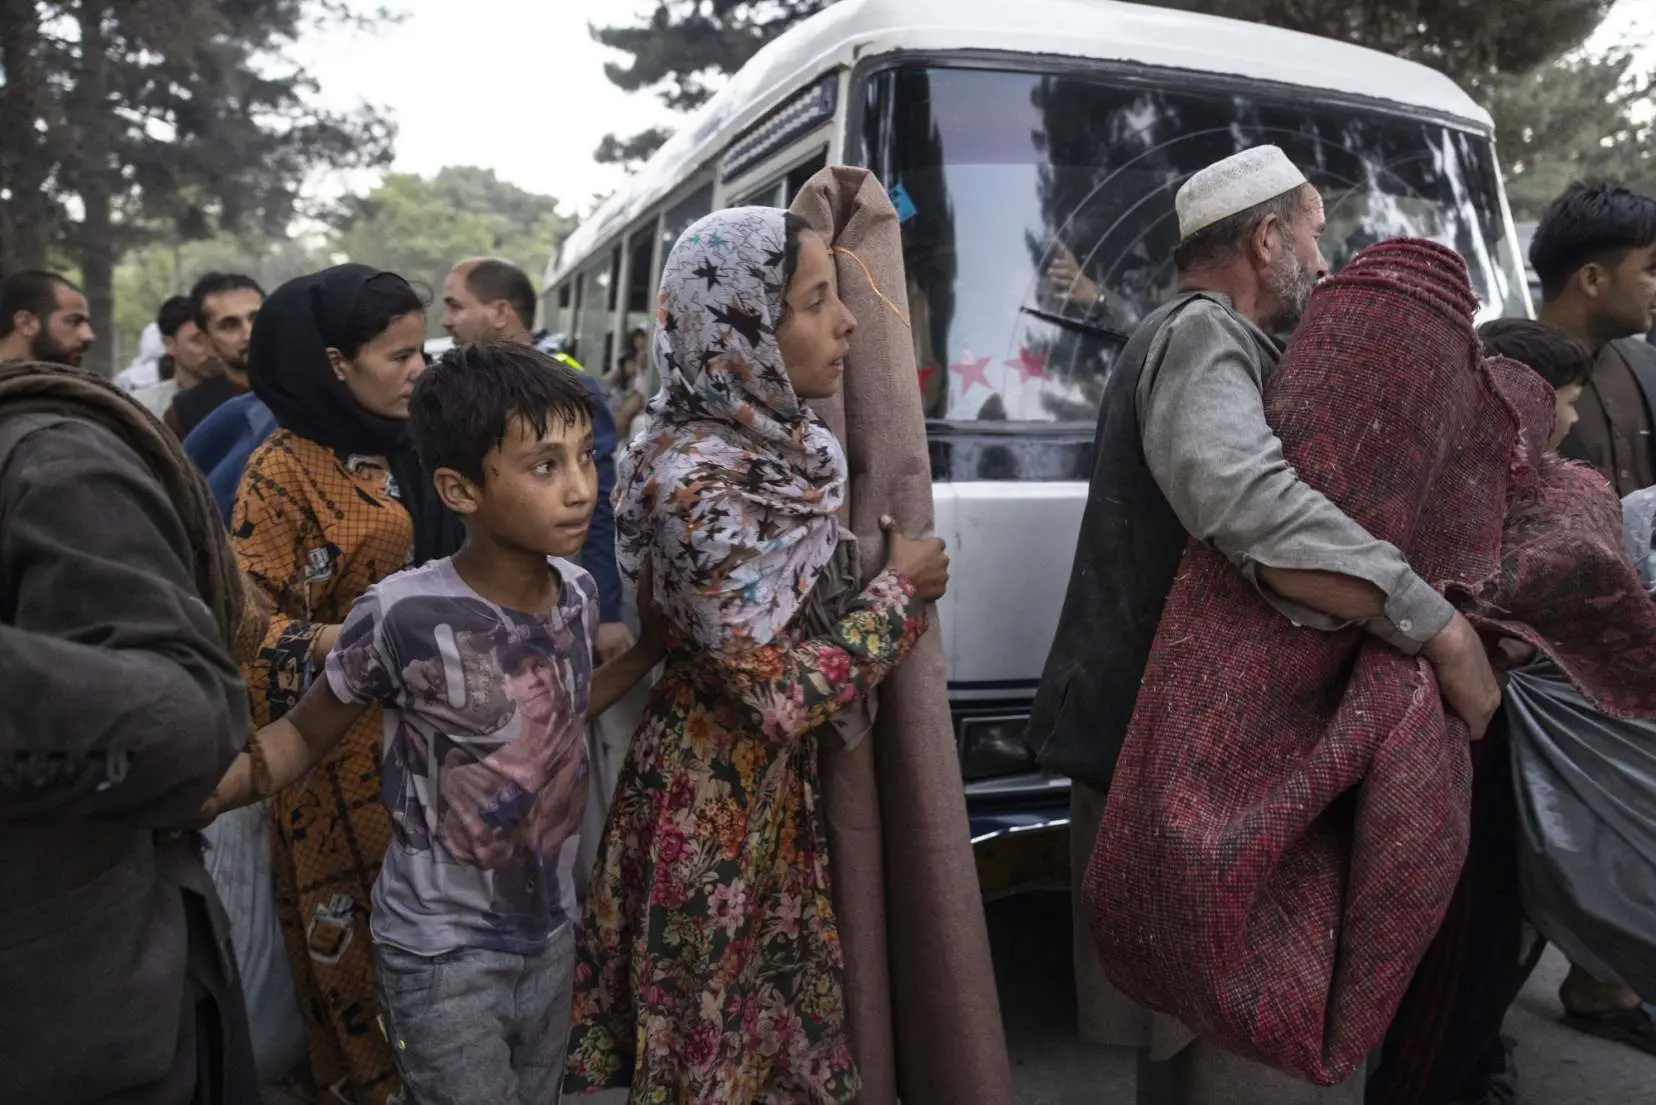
[1175,146,1309,240]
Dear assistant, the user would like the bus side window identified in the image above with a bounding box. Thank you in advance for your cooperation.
[729,148,829,210]
[784,150,828,203]
[568,274,584,361]
[662,183,715,261]
[576,259,611,367]
[625,236,653,313]
[735,180,784,207]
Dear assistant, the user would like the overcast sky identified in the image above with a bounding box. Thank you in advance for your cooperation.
[299,0,672,211]
[300,0,1654,215]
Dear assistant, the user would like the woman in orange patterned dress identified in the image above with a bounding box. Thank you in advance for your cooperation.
[233,265,460,1104]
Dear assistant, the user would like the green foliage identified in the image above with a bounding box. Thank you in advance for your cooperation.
[595,127,676,168]
[1486,49,1655,217]
[0,0,396,372]
[87,1,397,245]
[592,0,834,111]
[589,0,832,166]
[1127,0,1616,87]
[327,166,577,336]
[107,165,578,355]
[110,232,333,363]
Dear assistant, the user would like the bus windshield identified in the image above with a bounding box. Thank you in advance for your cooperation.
[860,64,1529,425]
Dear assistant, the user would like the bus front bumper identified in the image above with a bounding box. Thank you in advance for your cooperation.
[966,772,1072,900]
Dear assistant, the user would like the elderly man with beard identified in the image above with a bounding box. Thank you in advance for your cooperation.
[1028,146,1500,1104]
[0,270,95,367]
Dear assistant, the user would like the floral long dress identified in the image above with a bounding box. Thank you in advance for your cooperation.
[233,429,412,1105]
[566,568,926,1104]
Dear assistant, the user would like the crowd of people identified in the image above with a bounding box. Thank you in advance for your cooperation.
[1,145,1655,1105]
[0,210,946,1105]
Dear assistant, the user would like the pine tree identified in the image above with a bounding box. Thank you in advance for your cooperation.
[0,0,395,374]
[1136,0,1616,87]
[591,0,831,165]
[1485,48,1653,215]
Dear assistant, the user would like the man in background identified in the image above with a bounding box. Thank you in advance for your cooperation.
[1533,182,1656,497]
[0,270,95,367]
[440,257,630,662]
[1527,180,1656,1055]
[166,272,263,439]
[133,295,220,421]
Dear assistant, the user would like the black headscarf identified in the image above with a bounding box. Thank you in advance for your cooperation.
[250,264,461,565]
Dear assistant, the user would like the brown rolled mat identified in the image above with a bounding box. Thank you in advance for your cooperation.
[791,166,1015,1105]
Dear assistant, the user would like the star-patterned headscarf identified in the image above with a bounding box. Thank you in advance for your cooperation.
[613,206,848,658]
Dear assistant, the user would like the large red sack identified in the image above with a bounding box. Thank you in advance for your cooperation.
[1084,239,1656,1084]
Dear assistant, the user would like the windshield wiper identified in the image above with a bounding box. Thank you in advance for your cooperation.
[1019,305,1132,348]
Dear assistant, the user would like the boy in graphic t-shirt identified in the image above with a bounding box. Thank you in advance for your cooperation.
[207,341,664,1102]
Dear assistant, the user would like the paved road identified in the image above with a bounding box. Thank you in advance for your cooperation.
[990,891,1655,1105]
[267,892,1651,1104]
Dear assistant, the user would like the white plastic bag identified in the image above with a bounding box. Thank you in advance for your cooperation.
[202,801,308,1082]
[576,683,649,902]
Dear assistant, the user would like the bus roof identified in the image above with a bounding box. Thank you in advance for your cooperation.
[552,0,1492,281]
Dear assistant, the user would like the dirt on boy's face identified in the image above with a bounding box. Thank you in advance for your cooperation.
[474,411,598,559]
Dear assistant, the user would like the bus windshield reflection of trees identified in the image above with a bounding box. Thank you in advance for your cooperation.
[862,65,1529,425]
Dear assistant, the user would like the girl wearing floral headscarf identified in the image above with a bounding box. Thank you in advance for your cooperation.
[565,207,950,1103]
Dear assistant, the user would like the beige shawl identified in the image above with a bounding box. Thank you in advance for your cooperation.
[791,166,1016,1105]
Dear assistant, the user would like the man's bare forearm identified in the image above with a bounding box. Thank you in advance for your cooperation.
[1256,565,1386,622]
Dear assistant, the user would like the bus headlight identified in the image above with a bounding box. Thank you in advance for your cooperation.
[958,716,1037,781]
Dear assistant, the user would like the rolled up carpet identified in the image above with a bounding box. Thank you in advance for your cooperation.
[790,165,1016,1105]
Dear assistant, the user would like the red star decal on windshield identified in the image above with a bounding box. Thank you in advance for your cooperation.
[918,361,939,390]
[951,350,992,393]
[1007,345,1049,383]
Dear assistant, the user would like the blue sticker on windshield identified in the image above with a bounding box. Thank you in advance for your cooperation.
[889,183,918,224]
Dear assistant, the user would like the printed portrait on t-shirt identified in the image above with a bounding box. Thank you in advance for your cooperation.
[326,557,598,954]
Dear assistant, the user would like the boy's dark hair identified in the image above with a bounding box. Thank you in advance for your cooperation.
[0,270,76,338]
[1174,186,1306,273]
[189,271,264,328]
[410,340,594,484]
[500,641,551,676]
[464,259,537,332]
[327,272,427,359]
[1478,318,1595,390]
[1529,181,1656,302]
[156,295,195,338]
